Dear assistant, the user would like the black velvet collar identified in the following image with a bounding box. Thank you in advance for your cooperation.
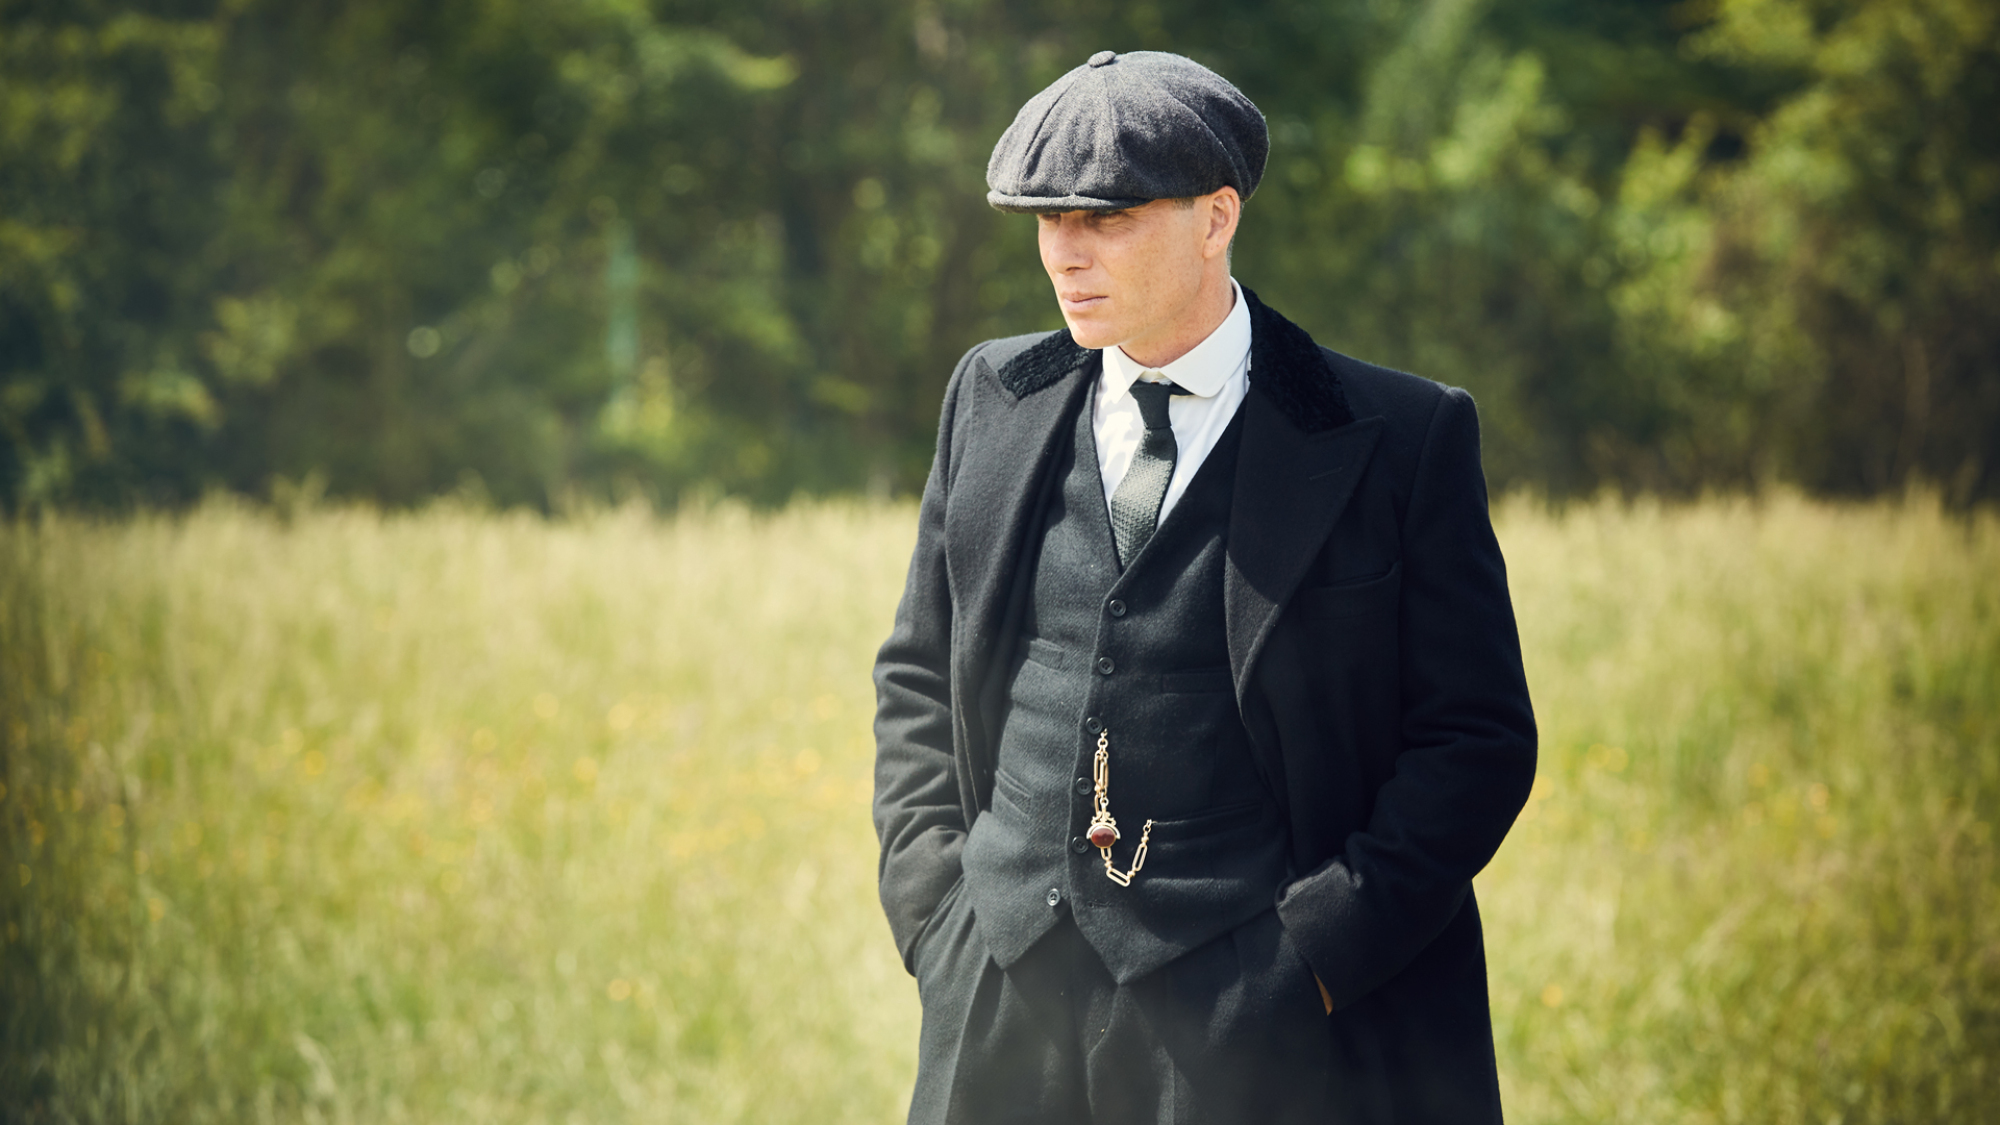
[1241,285,1355,433]
[993,285,1354,434]
[994,327,1090,399]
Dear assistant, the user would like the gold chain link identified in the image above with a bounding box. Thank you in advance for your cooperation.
[1090,728,1153,886]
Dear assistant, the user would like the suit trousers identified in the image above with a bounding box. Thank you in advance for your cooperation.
[907,878,1337,1125]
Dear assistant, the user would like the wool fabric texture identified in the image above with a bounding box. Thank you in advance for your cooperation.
[986,50,1269,212]
[956,400,1284,984]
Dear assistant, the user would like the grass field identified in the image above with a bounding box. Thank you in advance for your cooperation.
[2,494,1996,1123]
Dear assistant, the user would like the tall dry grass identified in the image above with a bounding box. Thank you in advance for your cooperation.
[1,493,1995,1123]
[1487,494,1998,1122]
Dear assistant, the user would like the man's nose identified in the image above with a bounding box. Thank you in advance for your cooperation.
[1042,224,1091,272]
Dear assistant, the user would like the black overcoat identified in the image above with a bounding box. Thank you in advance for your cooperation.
[873,289,1538,1122]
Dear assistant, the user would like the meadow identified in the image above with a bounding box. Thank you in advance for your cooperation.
[2,493,1995,1124]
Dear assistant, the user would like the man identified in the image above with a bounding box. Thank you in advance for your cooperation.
[873,49,1536,1124]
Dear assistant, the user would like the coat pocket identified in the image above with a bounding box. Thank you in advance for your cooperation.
[1023,637,1067,669]
[910,874,967,986]
[1294,562,1401,620]
[992,766,1034,808]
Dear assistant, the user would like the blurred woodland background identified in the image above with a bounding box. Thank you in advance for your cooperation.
[4,0,1996,510]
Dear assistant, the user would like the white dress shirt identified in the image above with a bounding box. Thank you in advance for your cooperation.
[1093,278,1252,524]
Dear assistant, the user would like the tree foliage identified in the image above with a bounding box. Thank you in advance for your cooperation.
[2,0,1994,508]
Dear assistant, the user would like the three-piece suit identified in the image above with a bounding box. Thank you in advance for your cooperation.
[872,287,1537,1123]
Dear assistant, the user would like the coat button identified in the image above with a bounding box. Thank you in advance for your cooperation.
[1084,715,1103,733]
[1096,656,1116,675]
[1106,599,1127,617]
[1071,836,1089,854]
[1046,887,1063,907]
[1075,777,1092,795]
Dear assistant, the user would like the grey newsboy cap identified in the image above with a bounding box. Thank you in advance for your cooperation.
[986,50,1268,213]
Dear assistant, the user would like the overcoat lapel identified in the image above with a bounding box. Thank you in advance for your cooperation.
[944,336,1097,788]
[1225,397,1384,695]
[1224,291,1385,768]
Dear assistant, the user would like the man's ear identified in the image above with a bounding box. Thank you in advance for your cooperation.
[1203,187,1241,260]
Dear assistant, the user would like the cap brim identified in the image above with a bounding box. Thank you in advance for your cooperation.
[986,190,1155,214]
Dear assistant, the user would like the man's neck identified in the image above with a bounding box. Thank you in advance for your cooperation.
[1118,271,1236,370]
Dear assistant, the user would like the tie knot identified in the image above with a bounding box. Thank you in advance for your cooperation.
[1128,380,1180,431]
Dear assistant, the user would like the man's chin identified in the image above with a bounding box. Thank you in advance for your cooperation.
[1061,319,1120,351]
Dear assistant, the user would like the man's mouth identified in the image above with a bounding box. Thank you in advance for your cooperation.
[1059,294,1107,311]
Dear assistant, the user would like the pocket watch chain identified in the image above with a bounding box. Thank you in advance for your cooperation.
[1087,728,1153,886]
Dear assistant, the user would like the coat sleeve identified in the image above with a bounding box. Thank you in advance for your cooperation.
[872,344,980,972]
[1275,385,1538,1009]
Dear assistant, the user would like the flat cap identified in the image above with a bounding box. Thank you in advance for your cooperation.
[986,50,1268,213]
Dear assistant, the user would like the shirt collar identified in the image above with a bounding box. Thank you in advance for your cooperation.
[1101,278,1251,398]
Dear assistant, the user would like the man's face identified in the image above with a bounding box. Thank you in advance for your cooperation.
[1036,198,1218,359]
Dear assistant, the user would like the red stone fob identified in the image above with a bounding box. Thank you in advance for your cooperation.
[1087,823,1120,848]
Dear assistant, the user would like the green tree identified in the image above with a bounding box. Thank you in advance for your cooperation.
[1610,0,2000,498]
[2,0,1993,508]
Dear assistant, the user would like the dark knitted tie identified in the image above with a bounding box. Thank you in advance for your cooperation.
[1109,379,1184,567]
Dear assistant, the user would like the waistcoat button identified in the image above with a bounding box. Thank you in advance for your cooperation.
[1070,836,1089,854]
[1046,887,1063,907]
[1084,715,1102,733]
[1107,599,1127,617]
[1075,777,1092,795]
[1095,656,1115,675]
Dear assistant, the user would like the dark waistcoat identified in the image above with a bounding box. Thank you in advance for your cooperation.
[959,394,1287,985]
